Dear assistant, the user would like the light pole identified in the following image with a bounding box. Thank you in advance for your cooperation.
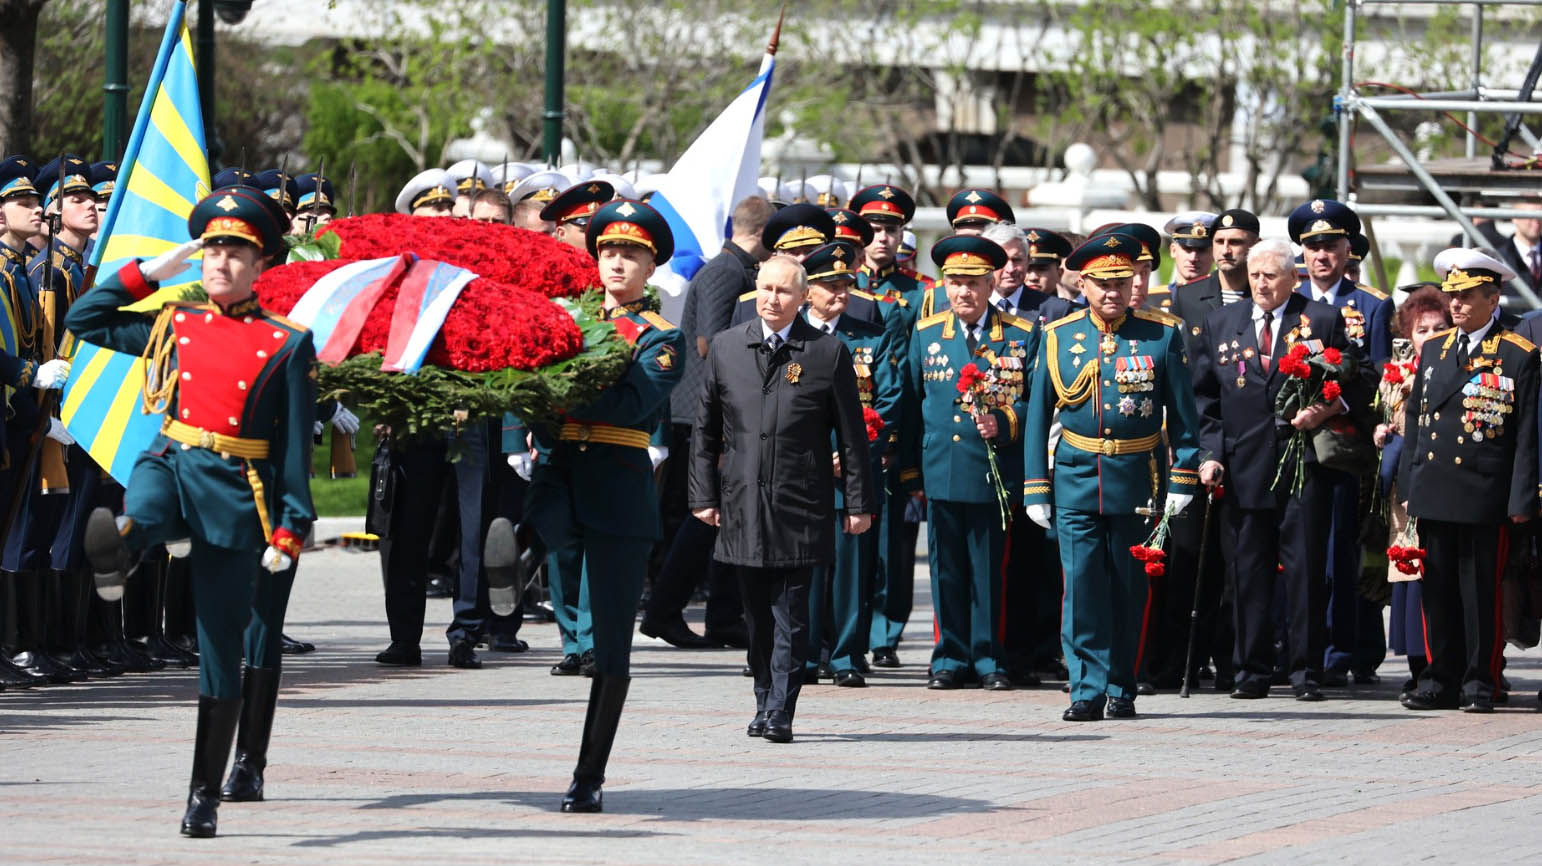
[542,0,566,164]
[196,0,254,167]
[103,0,129,159]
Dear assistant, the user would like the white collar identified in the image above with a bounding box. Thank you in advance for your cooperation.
[805,310,837,332]
[1515,234,1540,258]
[1250,300,1287,322]
[1458,318,1494,347]
[760,319,795,343]
[1308,279,1339,302]
[992,287,1024,311]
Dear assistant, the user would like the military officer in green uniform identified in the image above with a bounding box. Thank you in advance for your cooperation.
[800,241,903,687]
[1023,234,1202,721]
[70,186,316,837]
[512,199,683,813]
[906,235,1037,690]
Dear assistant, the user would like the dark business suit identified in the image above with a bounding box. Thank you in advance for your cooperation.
[1496,237,1542,308]
[1399,324,1539,704]
[690,317,876,721]
[1193,293,1358,693]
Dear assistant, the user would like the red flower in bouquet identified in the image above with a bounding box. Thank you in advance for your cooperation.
[1272,339,1357,495]
[1382,364,1404,385]
[952,362,1008,526]
[1144,561,1166,578]
[1321,380,1342,403]
[863,407,884,443]
[1129,545,1165,563]
[956,363,986,395]
[1387,544,1426,576]
[1321,347,1342,365]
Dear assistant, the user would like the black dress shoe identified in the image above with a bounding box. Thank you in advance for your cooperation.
[1351,668,1381,685]
[0,654,48,688]
[852,656,872,675]
[1063,700,1104,722]
[489,634,529,652]
[280,633,315,655]
[1230,682,1268,699]
[981,672,1013,691]
[639,616,717,649]
[1401,690,1458,710]
[762,710,792,743]
[746,712,768,737]
[834,670,867,688]
[1462,695,1495,714]
[1321,670,1349,688]
[551,653,582,675]
[1294,684,1325,702]
[815,661,834,680]
[1106,697,1137,718]
[705,622,750,649]
[448,641,482,669]
[579,649,597,677]
[15,650,85,683]
[741,664,753,677]
[927,670,958,690]
[1136,681,1157,696]
[871,647,900,668]
[375,642,421,666]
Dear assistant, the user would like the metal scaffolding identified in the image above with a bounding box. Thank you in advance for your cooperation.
[1335,0,1542,306]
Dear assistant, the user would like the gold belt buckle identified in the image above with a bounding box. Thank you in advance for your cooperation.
[198,429,216,450]
[1101,439,1116,456]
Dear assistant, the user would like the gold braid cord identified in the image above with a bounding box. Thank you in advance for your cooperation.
[141,306,180,415]
[245,462,275,545]
[1046,328,1097,408]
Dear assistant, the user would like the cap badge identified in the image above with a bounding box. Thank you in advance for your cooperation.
[1193,224,1207,238]
[878,187,896,200]
[1026,230,1040,241]
[1103,236,1121,248]
[587,184,600,194]
[216,195,239,212]
[964,190,983,204]
[1221,214,1234,227]
[1310,200,1325,214]
[616,202,637,217]
[1310,219,1332,233]
[832,246,845,260]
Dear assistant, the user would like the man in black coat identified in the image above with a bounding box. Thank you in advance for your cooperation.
[689,255,877,743]
[1399,248,1539,713]
[1192,238,1365,702]
[644,195,775,649]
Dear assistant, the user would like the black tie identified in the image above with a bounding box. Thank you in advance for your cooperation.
[998,297,1011,313]
[965,325,980,356]
[766,333,782,353]
[1457,332,1470,367]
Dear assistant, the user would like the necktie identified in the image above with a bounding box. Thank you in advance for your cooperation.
[998,297,1012,313]
[1258,311,1273,370]
[1457,332,1470,367]
[1530,247,1541,284]
[824,323,834,335]
[766,333,782,353]
[965,325,980,356]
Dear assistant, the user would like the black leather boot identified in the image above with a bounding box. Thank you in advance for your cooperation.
[561,674,630,813]
[16,571,85,683]
[182,694,242,837]
[222,667,281,802]
[144,560,197,668]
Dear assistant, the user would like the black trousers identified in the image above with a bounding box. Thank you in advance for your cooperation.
[737,565,812,720]
[1227,468,1331,690]
[1000,506,1057,669]
[1142,494,1234,683]
[647,423,742,632]
[1417,519,1506,701]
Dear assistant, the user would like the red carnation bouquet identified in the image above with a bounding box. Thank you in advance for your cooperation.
[1130,508,1173,578]
[863,406,884,443]
[1271,339,1356,495]
[1387,541,1426,576]
[255,215,627,437]
[956,362,1010,527]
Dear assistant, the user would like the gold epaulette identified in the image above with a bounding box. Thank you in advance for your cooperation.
[265,311,310,333]
[1134,308,1182,328]
[1501,331,1536,352]
[1355,283,1390,301]
[850,289,877,301]
[640,310,676,331]
[997,311,1034,332]
[1045,308,1088,331]
[737,289,757,302]
[916,311,950,331]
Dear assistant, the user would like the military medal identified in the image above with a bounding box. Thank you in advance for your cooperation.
[1118,395,1136,416]
[1100,332,1118,356]
[786,362,802,384]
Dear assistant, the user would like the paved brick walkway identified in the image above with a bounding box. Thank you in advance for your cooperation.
[5,531,1542,864]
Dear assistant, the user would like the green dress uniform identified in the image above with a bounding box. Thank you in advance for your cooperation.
[801,244,904,681]
[904,236,1036,685]
[1023,240,1201,717]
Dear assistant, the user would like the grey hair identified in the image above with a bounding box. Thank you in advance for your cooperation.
[758,253,809,291]
[1248,238,1296,272]
[981,221,1025,248]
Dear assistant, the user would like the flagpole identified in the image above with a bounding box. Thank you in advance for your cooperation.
[542,0,566,164]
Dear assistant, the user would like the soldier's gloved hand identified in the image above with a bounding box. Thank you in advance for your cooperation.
[313,420,325,436]
[648,445,668,470]
[507,452,533,481]
[34,358,70,390]
[45,417,75,445]
[1027,503,1052,529]
[1164,492,1194,515]
[260,545,293,573]
[331,405,360,435]
[140,238,204,283]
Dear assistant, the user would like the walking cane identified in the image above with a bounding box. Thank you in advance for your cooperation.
[1179,488,1216,698]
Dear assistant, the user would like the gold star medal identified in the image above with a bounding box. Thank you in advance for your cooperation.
[786,362,802,384]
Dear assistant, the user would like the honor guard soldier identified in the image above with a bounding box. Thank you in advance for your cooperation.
[946,188,1015,234]
[807,174,848,208]
[1398,249,1539,713]
[848,183,925,666]
[90,160,118,228]
[508,169,567,235]
[799,242,902,687]
[491,161,535,196]
[445,158,493,217]
[1023,233,1202,720]
[29,155,95,296]
[1018,226,1075,308]
[513,200,683,811]
[540,179,614,250]
[292,172,336,234]
[906,235,1036,690]
[394,168,457,217]
[1289,199,1392,685]
[212,167,256,188]
[70,186,316,837]
[1345,232,1369,286]
[254,169,299,229]
[822,207,891,331]
[897,229,917,265]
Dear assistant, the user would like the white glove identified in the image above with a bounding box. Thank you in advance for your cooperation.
[45,417,75,445]
[1165,492,1194,516]
[34,359,70,390]
[647,445,669,470]
[331,405,360,435]
[140,238,204,283]
[260,545,293,573]
[507,452,533,481]
[1027,503,1052,529]
[313,420,325,436]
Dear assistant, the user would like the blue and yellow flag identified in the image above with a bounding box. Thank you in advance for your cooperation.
[67,1,209,474]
